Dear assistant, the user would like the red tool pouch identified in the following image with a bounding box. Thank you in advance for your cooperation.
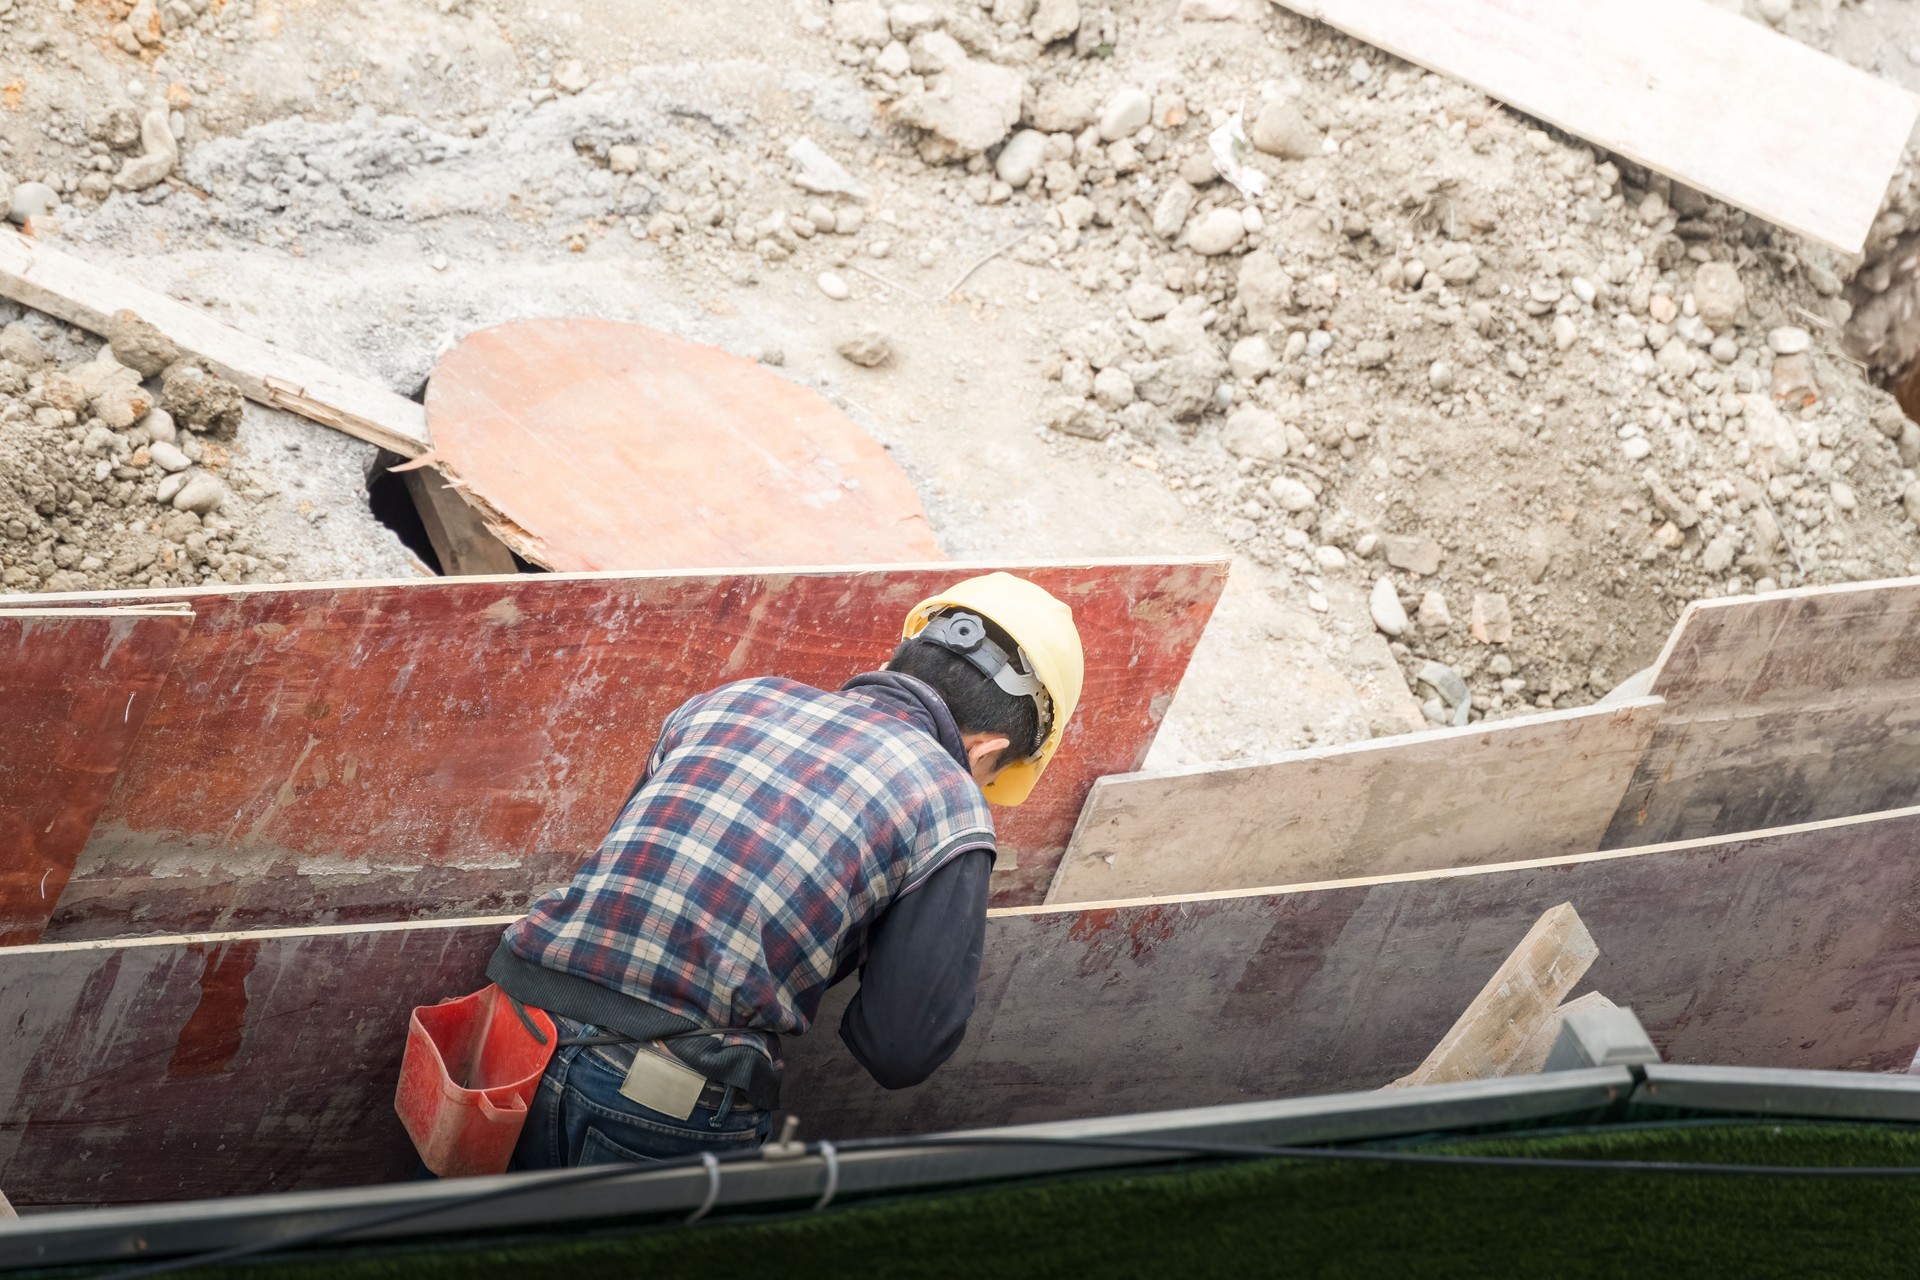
[394,984,557,1178]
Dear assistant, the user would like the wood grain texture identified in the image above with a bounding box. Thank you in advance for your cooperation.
[1271,0,1920,254]
[426,319,944,572]
[1049,700,1662,903]
[14,559,1223,936]
[0,232,430,455]
[0,606,192,945]
[1391,904,1597,1088]
[1604,576,1920,847]
[12,805,1920,1205]
[401,466,517,576]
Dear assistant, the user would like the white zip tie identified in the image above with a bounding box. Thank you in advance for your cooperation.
[685,1153,721,1225]
[811,1141,839,1212]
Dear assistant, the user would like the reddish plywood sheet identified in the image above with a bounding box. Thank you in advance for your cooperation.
[0,606,191,945]
[427,319,944,571]
[9,806,1920,1205]
[26,559,1224,937]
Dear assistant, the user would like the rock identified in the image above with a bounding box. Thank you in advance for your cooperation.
[115,105,179,192]
[1048,398,1111,440]
[1417,660,1469,709]
[1771,352,1819,408]
[1417,590,1451,633]
[142,408,177,443]
[608,144,641,175]
[1248,98,1318,160]
[1222,405,1287,461]
[1873,404,1912,440]
[107,309,181,377]
[1428,359,1456,392]
[552,60,590,94]
[9,181,57,225]
[1551,314,1577,351]
[1758,0,1790,22]
[1235,251,1292,329]
[908,30,965,74]
[1030,0,1080,43]
[1228,335,1273,380]
[1902,422,1920,470]
[1906,480,1920,525]
[1691,262,1746,330]
[1151,182,1196,241]
[1132,350,1225,420]
[1621,436,1652,461]
[1125,280,1177,320]
[1030,82,1096,134]
[172,472,227,515]
[1643,471,1700,529]
[148,440,191,473]
[1092,367,1135,410]
[832,1,893,45]
[1832,480,1857,512]
[0,322,44,366]
[1268,474,1316,512]
[1701,534,1737,574]
[39,370,89,413]
[1710,336,1739,364]
[1469,593,1513,644]
[875,41,913,76]
[1369,577,1408,637]
[1436,252,1481,285]
[786,137,868,198]
[816,271,851,301]
[1186,207,1245,255]
[837,329,895,367]
[1649,294,1678,324]
[1384,534,1442,576]
[994,129,1047,188]
[893,57,1027,159]
[93,382,153,430]
[161,361,245,437]
[1740,393,1802,474]
[1096,88,1152,143]
[1354,340,1391,369]
[1767,325,1812,355]
[1654,337,1696,378]
[155,470,189,506]
[1314,545,1346,571]
[127,0,161,43]
[1654,520,1684,551]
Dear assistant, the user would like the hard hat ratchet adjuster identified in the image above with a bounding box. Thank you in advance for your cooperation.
[917,609,1054,753]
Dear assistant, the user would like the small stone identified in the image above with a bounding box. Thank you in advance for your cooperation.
[1551,314,1577,351]
[1048,398,1111,440]
[115,105,178,191]
[1355,533,1379,558]
[1872,404,1912,440]
[1306,591,1329,614]
[93,383,153,430]
[1648,294,1678,325]
[1228,335,1274,380]
[1029,0,1080,44]
[995,129,1047,188]
[1469,593,1513,644]
[1030,82,1097,134]
[1710,336,1739,364]
[0,322,45,366]
[1771,352,1819,407]
[1314,545,1347,571]
[1691,262,1746,330]
[1125,279,1177,320]
[1354,340,1391,369]
[171,472,227,516]
[1622,436,1653,461]
[1427,359,1456,393]
[1417,660,1469,709]
[1701,534,1737,574]
[1186,207,1246,256]
[1384,534,1442,576]
[1638,190,1669,225]
[552,60,590,94]
[875,40,913,76]
[1092,366,1135,410]
[889,2,942,38]
[1369,577,1408,638]
[1223,406,1287,461]
[8,181,57,225]
[1236,251,1292,329]
[893,55,1027,159]
[1832,480,1857,512]
[837,328,895,367]
[155,471,189,505]
[148,440,191,472]
[1505,350,1529,378]
[1654,521,1684,551]
[817,271,852,301]
[1417,590,1451,633]
[1248,98,1318,160]
[608,144,641,175]
[106,309,180,377]
[1655,337,1696,378]
[1268,474,1316,512]
[1905,480,1920,525]
[834,207,866,236]
[1758,0,1790,23]
[1097,87,1152,142]
[1151,181,1195,241]
[1767,325,1812,355]
[161,360,245,437]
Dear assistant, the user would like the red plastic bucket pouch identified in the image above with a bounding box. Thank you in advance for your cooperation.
[394,984,558,1178]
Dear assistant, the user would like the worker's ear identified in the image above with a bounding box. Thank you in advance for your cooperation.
[963,733,1013,785]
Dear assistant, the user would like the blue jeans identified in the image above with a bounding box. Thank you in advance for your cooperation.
[511,1018,771,1170]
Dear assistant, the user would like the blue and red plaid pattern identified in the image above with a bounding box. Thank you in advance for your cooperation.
[503,676,995,1059]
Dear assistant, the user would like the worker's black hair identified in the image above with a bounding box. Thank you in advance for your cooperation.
[889,616,1042,765]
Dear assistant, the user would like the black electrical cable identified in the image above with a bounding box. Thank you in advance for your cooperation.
[86,1123,1920,1280]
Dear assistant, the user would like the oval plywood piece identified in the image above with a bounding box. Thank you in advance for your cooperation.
[427,319,943,571]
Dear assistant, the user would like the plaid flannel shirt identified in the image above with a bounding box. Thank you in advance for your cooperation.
[503,676,996,1060]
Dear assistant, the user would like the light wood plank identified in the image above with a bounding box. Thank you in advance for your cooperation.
[1390,904,1597,1088]
[0,231,430,456]
[1605,575,1920,846]
[11,805,1920,1205]
[1048,699,1662,904]
[1272,0,1920,254]
[401,465,518,576]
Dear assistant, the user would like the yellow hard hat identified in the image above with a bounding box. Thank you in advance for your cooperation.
[902,572,1084,806]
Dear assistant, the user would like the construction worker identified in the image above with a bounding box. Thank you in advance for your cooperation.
[489,572,1083,1169]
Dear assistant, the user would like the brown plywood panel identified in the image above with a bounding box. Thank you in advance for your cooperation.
[11,806,1920,1205]
[426,319,945,572]
[1272,0,1920,254]
[22,559,1223,935]
[1605,577,1920,847]
[0,606,191,945]
[1049,700,1662,904]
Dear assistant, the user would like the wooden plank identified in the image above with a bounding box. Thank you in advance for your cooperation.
[1272,0,1920,255]
[1049,700,1662,903]
[19,559,1224,936]
[1604,576,1920,847]
[1389,904,1597,1088]
[424,319,945,572]
[401,465,518,576]
[0,605,192,946]
[0,231,431,456]
[11,805,1920,1206]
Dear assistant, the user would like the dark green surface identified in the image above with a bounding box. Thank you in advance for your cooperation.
[87,1123,1920,1280]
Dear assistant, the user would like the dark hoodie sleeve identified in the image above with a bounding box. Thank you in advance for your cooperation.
[838,847,993,1089]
